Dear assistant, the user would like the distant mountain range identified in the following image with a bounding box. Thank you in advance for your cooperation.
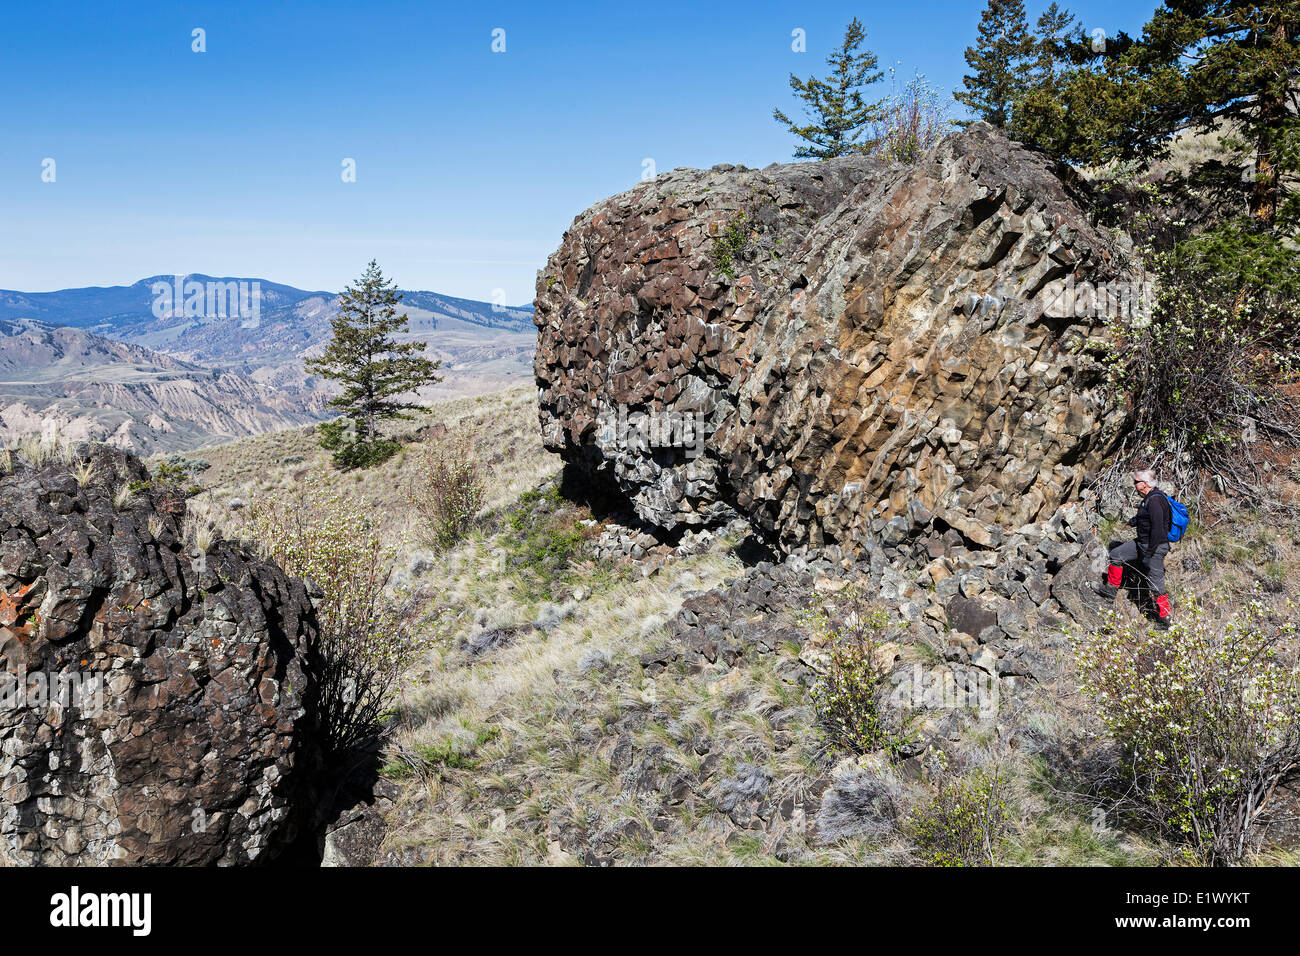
[0,275,534,332]
[0,275,539,454]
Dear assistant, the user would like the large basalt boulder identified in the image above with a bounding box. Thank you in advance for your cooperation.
[534,125,1133,553]
[0,445,318,864]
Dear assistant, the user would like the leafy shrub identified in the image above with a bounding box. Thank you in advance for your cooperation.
[1075,599,1300,864]
[803,589,911,757]
[907,766,1010,866]
[407,433,486,551]
[246,484,429,758]
[711,212,753,281]
[1101,262,1298,502]
[146,459,203,499]
[1095,183,1299,506]
[162,454,210,476]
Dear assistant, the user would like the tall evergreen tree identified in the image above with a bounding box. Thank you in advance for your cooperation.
[1017,2,1299,228]
[1030,2,1080,87]
[1008,3,1082,145]
[773,18,884,159]
[1134,1,1299,226]
[954,0,1035,128]
[306,260,442,468]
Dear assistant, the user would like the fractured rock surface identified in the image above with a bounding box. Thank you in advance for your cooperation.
[0,446,318,864]
[534,124,1133,553]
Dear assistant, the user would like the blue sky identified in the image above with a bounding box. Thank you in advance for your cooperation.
[1,0,1153,304]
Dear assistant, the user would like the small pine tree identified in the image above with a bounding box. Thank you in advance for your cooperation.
[773,18,884,159]
[306,260,442,469]
[954,0,1035,128]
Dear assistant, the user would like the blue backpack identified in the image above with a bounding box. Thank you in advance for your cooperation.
[1167,497,1190,543]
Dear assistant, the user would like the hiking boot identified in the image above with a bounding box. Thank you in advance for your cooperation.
[1100,564,1125,599]
[1155,594,1172,626]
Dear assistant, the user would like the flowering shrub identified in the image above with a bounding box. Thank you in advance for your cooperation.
[407,433,486,551]
[803,589,911,757]
[1075,600,1300,864]
[906,767,1009,867]
[869,70,951,166]
[246,484,429,757]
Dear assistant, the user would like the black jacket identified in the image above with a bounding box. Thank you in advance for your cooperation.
[1130,489,1172,554]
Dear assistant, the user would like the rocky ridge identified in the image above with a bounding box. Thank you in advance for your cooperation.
[519,126,1143,863]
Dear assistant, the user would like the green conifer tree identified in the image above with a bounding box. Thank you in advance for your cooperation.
[1008,3,1081,145]
[954,0,1036,128]
[773,18,884,159]
[1016,1,1299,228]
[1030,3,1080,88]
[306,260,442,468]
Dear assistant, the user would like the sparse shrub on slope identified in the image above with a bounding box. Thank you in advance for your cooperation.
[246,484,432,758]
[802,588,914,759]
[407,432,486,551]
[870,70,951,165]
[1096,184,1300,508]
[710,212,754,281]
[1075,599,1300,864]
[906,765,1011,867]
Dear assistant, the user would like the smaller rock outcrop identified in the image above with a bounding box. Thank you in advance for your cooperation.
[0,445,319,865]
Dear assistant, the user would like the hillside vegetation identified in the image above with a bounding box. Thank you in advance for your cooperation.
[165,383,1300,866]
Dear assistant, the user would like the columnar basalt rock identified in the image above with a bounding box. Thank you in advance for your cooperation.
[534,124,1133,554]
[0,445,318,865]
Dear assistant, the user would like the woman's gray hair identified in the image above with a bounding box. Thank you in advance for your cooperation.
[1134,468,1158,487]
